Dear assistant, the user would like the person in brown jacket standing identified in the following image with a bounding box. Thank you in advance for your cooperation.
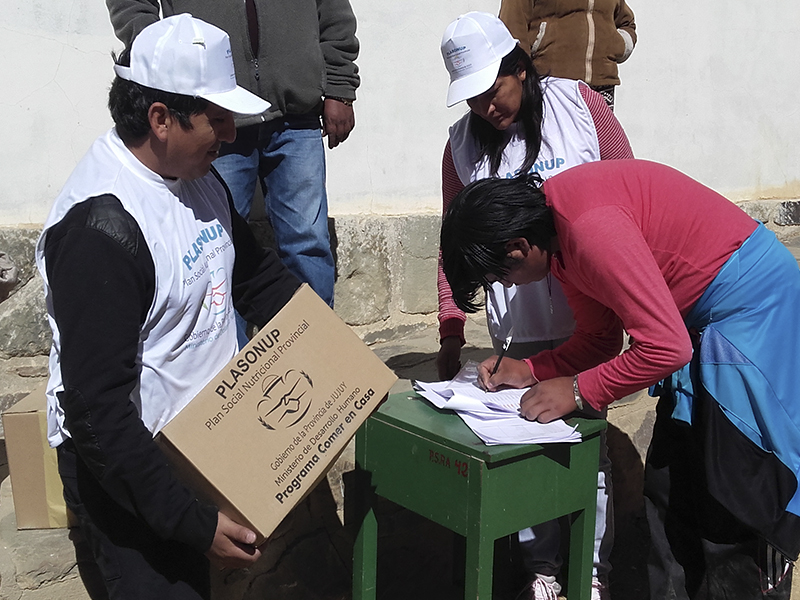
[499,0,636,110]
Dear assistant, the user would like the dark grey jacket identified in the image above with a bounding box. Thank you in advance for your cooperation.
[106,0,360,127]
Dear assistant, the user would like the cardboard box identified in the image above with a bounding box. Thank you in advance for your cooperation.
[3,383,72,529]
[157,284,397,543]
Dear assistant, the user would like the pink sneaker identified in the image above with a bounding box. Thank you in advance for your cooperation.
[517,574,561,600]
[591,576,610,600]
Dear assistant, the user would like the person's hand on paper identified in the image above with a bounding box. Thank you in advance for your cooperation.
[437,336,463,380]
[206,512,262,569]
[478,356,533,391]
[519,377,575,423]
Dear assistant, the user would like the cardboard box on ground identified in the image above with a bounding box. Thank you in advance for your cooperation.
[157,284,397,544]
[3,383,74,529]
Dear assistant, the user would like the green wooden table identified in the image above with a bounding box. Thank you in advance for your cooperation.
[351,391,606,600]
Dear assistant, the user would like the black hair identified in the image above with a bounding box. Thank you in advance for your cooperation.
[108,49,209,145]
[440,173,555,313]
[468,45,544,177]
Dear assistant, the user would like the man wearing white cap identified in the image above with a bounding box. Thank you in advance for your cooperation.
[35,15,299,599]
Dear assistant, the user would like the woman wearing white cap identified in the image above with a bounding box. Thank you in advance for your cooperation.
[436,11,633,600]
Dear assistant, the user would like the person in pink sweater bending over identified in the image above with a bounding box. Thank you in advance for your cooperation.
[441,159,800,600]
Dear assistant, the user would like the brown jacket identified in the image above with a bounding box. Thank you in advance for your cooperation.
[499,0,636,87]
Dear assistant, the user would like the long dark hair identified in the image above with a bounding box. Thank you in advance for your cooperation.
[468,45,544,177]
[441,173,554,313]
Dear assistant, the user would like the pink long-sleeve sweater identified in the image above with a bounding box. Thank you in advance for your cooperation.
[533,159,757,409]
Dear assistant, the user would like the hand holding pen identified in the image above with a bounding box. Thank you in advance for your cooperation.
[478,327,530,391]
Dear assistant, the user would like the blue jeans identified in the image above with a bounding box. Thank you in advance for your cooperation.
[214,115,335,306]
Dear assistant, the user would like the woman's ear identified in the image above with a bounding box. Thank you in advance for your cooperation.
[504,237,530,261]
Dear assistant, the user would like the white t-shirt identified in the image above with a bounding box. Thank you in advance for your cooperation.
[36,129,239,446]
[448,77,601,343]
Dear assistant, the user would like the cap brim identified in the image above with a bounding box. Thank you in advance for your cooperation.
[201,86,271,115]
[446,59,502,107]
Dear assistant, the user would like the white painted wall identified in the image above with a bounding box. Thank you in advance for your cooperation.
[2,0,118,224]
[614,4,800,202]
[2,0,799,225]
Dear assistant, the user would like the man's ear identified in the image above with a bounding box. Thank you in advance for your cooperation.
[504,237,531,262]
[147,102,171,142]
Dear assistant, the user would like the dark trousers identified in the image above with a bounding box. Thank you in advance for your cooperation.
[590,85,615,111]
[644,396,793,600]
[57,441,210,600]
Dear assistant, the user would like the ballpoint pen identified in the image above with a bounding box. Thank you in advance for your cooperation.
[490,326,514,376]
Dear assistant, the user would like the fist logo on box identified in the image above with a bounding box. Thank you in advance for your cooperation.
[257,370,314,430]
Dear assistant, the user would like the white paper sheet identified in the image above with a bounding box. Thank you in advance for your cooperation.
[412,362,580,446]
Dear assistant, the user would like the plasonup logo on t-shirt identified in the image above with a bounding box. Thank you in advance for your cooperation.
[184,267,233,348]
[203,267,228,315]
[182,307,232,349]
[504,156,567,179]
[181,227,235,349]
[181,223,233,288]
[181,223,229,270]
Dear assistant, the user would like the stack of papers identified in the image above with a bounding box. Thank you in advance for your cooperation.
[413,362,581,446]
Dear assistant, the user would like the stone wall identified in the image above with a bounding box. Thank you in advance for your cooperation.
[0,227,50,432]
[4,197,799,361]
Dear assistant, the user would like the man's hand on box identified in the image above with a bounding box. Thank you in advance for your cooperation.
[205,512,262,569]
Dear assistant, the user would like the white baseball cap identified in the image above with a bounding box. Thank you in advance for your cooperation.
[114,14,270,116]
[441,12,518,108]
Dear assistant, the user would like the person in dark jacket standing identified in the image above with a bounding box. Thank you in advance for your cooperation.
[36,15,300,599]
[499,0,636,110]
[107,0,360,319]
